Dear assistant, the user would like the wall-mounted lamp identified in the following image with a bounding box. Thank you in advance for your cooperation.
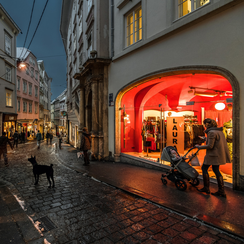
[194,91,218,97]
[90,50,97,58]
[17,59,26,69]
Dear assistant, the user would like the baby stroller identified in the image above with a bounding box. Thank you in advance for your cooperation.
[161,146,200,191]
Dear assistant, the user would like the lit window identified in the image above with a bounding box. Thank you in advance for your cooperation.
[5,33,11,55]
[178,0,210,18]
[6,90,12,106]
[5,64,11,82]
[126,6,142,47]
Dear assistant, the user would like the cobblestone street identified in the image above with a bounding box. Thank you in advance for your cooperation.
[0,139,243,244]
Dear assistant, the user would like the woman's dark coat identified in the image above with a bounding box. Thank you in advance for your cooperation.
[80,132,91,151]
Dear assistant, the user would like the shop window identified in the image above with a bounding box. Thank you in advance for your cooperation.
[5,32,11,56]
[6,90,12,107]
[126,5,142,47]
[5,64,11,82]
[177,0,210,18]
[29,102,32,113]
[23,101,27,112]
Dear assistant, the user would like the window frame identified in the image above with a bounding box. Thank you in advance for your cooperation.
[5,64,11,82]
[35,86,38,97]
[125,5,142,48]
[23,80,27,93]
[4,32,11,56]
[23,101,27,112]
[29,83,32,95]
[17,100,20,112]
[17,77,20,91]
[29,102,32,113]
[6,89,12,107]
[177,0,210,19]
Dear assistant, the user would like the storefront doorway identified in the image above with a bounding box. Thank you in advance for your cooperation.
[118,73,233,183]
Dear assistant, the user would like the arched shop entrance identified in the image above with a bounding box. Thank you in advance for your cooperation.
[115,69,240,187]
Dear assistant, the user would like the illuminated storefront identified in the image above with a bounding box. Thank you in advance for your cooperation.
[118,73,233,183]
[3,113,17,139]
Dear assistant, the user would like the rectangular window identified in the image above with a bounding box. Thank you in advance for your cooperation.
[74,32,77,52]
[6,90,12,106]
[23,101,27,112]
[79,18,83,38]
[88,0,92,13]
[35,71,38,80]
[29,83,32,95]
[23,80,27,93]
[29,102,32,113]
[17,77,20,91]
[5,64,11,82]
[178,0,210,18]
[35,86,38,97]
[30,67,34,77]
[126,6,142,47]
[35,103,38,113]
[26,66,29,75]
[17,100,20,112]
[87,33,92,57]
[5,33,11,55]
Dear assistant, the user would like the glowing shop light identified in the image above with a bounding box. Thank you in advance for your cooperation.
[215,102,225,111]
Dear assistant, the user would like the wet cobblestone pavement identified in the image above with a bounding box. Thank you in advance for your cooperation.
[0,139,243,244]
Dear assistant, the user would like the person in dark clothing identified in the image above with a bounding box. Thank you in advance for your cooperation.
[0,132,13,166]
[46,132,50,145]
[58,134,62,149]
[195,118,231,198]
[36,130,42,149]
[49,132,53,145]
[13,131,19,148]
[79,127,91,165]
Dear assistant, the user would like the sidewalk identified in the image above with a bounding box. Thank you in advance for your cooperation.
[56,143,244,239]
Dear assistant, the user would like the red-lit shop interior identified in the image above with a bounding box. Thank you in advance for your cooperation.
[120,73,233,183]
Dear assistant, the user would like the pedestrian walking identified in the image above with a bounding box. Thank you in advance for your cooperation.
[49,132,53,145]
[0,132,13,166]
[195,118,231,198]
[13,130,19,148]
[36,130,42,149]
[46,132,50,145]
[79,127,91,166]
[58,134,62,149]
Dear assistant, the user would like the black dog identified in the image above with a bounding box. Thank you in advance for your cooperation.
[28,155,55,188]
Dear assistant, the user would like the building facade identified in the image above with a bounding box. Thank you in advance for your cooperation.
[60,0,110,157]
[108,0,244,190]
[0,4,20,137]
[16,48,40,139]
[38,60,52,135]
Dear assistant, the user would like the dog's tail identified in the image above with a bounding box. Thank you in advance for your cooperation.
[50,164,53,167]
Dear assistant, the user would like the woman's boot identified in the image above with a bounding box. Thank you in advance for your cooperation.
[211,176,226,198]
[197,174,210,194]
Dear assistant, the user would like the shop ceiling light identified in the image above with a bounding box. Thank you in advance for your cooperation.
[215,102,226,110]
[194,91,218,97]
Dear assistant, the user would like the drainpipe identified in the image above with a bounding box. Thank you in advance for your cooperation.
[111,0,114,57]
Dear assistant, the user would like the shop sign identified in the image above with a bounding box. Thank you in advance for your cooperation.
[109,93,114,106]
[167,117,184,154]
[186,101,195,105]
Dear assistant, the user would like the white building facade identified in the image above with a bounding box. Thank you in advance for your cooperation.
[108,0,244,190]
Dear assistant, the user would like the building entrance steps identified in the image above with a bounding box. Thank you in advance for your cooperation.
[56,144,244,239]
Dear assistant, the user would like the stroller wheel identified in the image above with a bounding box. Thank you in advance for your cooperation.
[189,178,200,186]
[175,179,187,191]
[161,178,167,185]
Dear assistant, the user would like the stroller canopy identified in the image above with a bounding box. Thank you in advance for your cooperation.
[161,146,179,162]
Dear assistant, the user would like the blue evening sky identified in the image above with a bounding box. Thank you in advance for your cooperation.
[1,0,67,100]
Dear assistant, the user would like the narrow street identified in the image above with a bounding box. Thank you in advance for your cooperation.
[0,138,243,244]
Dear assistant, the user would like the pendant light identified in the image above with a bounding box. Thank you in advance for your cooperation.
[215,102,225,110]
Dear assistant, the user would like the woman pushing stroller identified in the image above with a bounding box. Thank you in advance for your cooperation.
[195,118,231,198]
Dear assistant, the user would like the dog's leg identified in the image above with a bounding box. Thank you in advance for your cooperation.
[35,175,39,185]
[50,174,55,188]
[34,174,38,185]
[46,174,51,188]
